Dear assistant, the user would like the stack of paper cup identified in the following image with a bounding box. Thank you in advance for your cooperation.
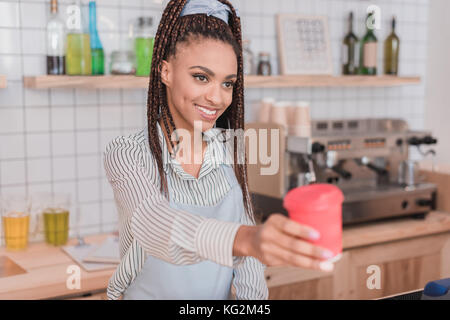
[270,101,289,130]
[290,101,311,137]
[257,97,275,123]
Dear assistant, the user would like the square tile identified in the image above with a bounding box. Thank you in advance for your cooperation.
[76,131,99,154]
[50,88,75,106]
[23,55,47,76]
[52,131,76,156]
[27,158,51,183]
[100,105,122,129]
[0,55,23,81]
[25,107,50,132]
[0,82,24,108]
[26,132,51,158]
[0,29,21,54]
[20,2,47,28]
[53,156,76,181]
[77,155,101,179]
[1,160,26,185]
[0,108,24,133]
[77,201,101,227]
[21,29,46,55]
[78,179,100,203]
[0,134,25,160]
[24,89,50,107]
[76,106,99,130]
[0,2,20,28]
[51,106,75,131]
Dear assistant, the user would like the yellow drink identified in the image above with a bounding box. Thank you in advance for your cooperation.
[66,33,92,75]
[43,208,69,246]
[2,212,30,251]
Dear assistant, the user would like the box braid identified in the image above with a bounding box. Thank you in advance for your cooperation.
[147,0,255,220]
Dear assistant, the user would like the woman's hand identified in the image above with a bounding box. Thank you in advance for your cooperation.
[233,214,335,272]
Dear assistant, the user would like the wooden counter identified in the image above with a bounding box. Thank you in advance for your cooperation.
[265,211,450,299]
[0,234,114,300]
[1,212,449,299]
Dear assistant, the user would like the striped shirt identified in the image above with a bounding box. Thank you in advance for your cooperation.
[103,121,268,300]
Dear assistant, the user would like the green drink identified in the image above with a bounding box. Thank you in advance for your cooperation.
[91,47,104,75]
[44,208,69,246]
[66,33,92,75]
[135,37,154,76]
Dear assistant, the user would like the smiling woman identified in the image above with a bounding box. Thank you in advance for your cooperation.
[103,0,334,302]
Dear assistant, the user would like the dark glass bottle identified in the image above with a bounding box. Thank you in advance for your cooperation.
[359,12,378,75]
[342,12,359,75]
[384,16,400,75]
[257,52,271,76]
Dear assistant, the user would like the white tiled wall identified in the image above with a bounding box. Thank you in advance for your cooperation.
[0,0,429,243]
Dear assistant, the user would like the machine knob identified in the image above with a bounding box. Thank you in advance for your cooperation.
[407,136,438,146]
[416,199,433,207]
[312,142,325,153]
[423,135,438,145]
[407,136,422,146]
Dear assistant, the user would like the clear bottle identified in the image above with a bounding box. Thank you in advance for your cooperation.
[257,52,271,76]
[89,1,104,75]
[65,0,92,75]
[134,17,155,77]
[384,16,400,75]
[242,39,254,75]
[46,0,66,75]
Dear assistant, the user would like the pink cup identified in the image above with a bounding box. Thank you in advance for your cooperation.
[283,184,344,261]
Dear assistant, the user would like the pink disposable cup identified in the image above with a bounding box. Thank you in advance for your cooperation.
[283,184,344,261]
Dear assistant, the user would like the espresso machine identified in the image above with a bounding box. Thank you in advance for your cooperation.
[247,119,438,225]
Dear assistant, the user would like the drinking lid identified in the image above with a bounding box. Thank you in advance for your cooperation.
[283,183,344,212]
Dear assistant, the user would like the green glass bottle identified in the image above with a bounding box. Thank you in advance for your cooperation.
[359,12,378,75]
[342,12,359,75]
[89,1,104,75]
[135,17,154,77]
[384,16,400,75]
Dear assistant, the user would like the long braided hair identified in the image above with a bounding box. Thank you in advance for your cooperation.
[147,0,254,219]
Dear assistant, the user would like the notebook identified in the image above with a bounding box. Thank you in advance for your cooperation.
[61,236,120,272]
[83,236,121,264]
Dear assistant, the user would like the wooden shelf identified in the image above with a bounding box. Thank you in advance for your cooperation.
[23,74,421,89]
[0,75,6,88]
[244,75,421,88]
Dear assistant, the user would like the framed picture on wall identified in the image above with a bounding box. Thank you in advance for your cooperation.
[276,14,333,75]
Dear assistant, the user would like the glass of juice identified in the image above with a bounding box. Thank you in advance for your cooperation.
[32,193,70,246]
[1,195,31,251]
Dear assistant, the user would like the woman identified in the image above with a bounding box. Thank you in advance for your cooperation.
[103,0,335,300]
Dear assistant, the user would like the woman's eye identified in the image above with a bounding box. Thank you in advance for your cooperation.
[224,81,235,89]
[194,75,208,82]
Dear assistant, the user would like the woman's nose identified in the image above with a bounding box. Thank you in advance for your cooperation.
[205,84,223,106]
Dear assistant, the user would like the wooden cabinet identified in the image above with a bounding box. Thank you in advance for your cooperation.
[266,211,450,300]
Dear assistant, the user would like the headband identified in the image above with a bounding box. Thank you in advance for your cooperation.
[180,0,239,25]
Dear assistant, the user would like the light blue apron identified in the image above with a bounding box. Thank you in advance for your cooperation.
[123,160,243,300]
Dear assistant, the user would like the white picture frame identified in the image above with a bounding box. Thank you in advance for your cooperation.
[277,14,333,75]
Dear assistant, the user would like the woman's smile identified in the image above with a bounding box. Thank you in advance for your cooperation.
[195,103,220,121]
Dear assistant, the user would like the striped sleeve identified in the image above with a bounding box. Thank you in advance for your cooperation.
[103,136,242,267]
[232,205,269,300]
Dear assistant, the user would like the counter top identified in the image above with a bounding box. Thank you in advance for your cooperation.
[342,211,450,249]
[1,211,449,299]
[0,233,114,300]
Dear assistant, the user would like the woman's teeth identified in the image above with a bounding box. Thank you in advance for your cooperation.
[196,104,217,115]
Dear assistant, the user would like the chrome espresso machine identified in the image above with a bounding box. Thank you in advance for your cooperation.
[247,119,438,225]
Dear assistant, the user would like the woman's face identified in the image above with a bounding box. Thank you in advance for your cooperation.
[160,37,238,133]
